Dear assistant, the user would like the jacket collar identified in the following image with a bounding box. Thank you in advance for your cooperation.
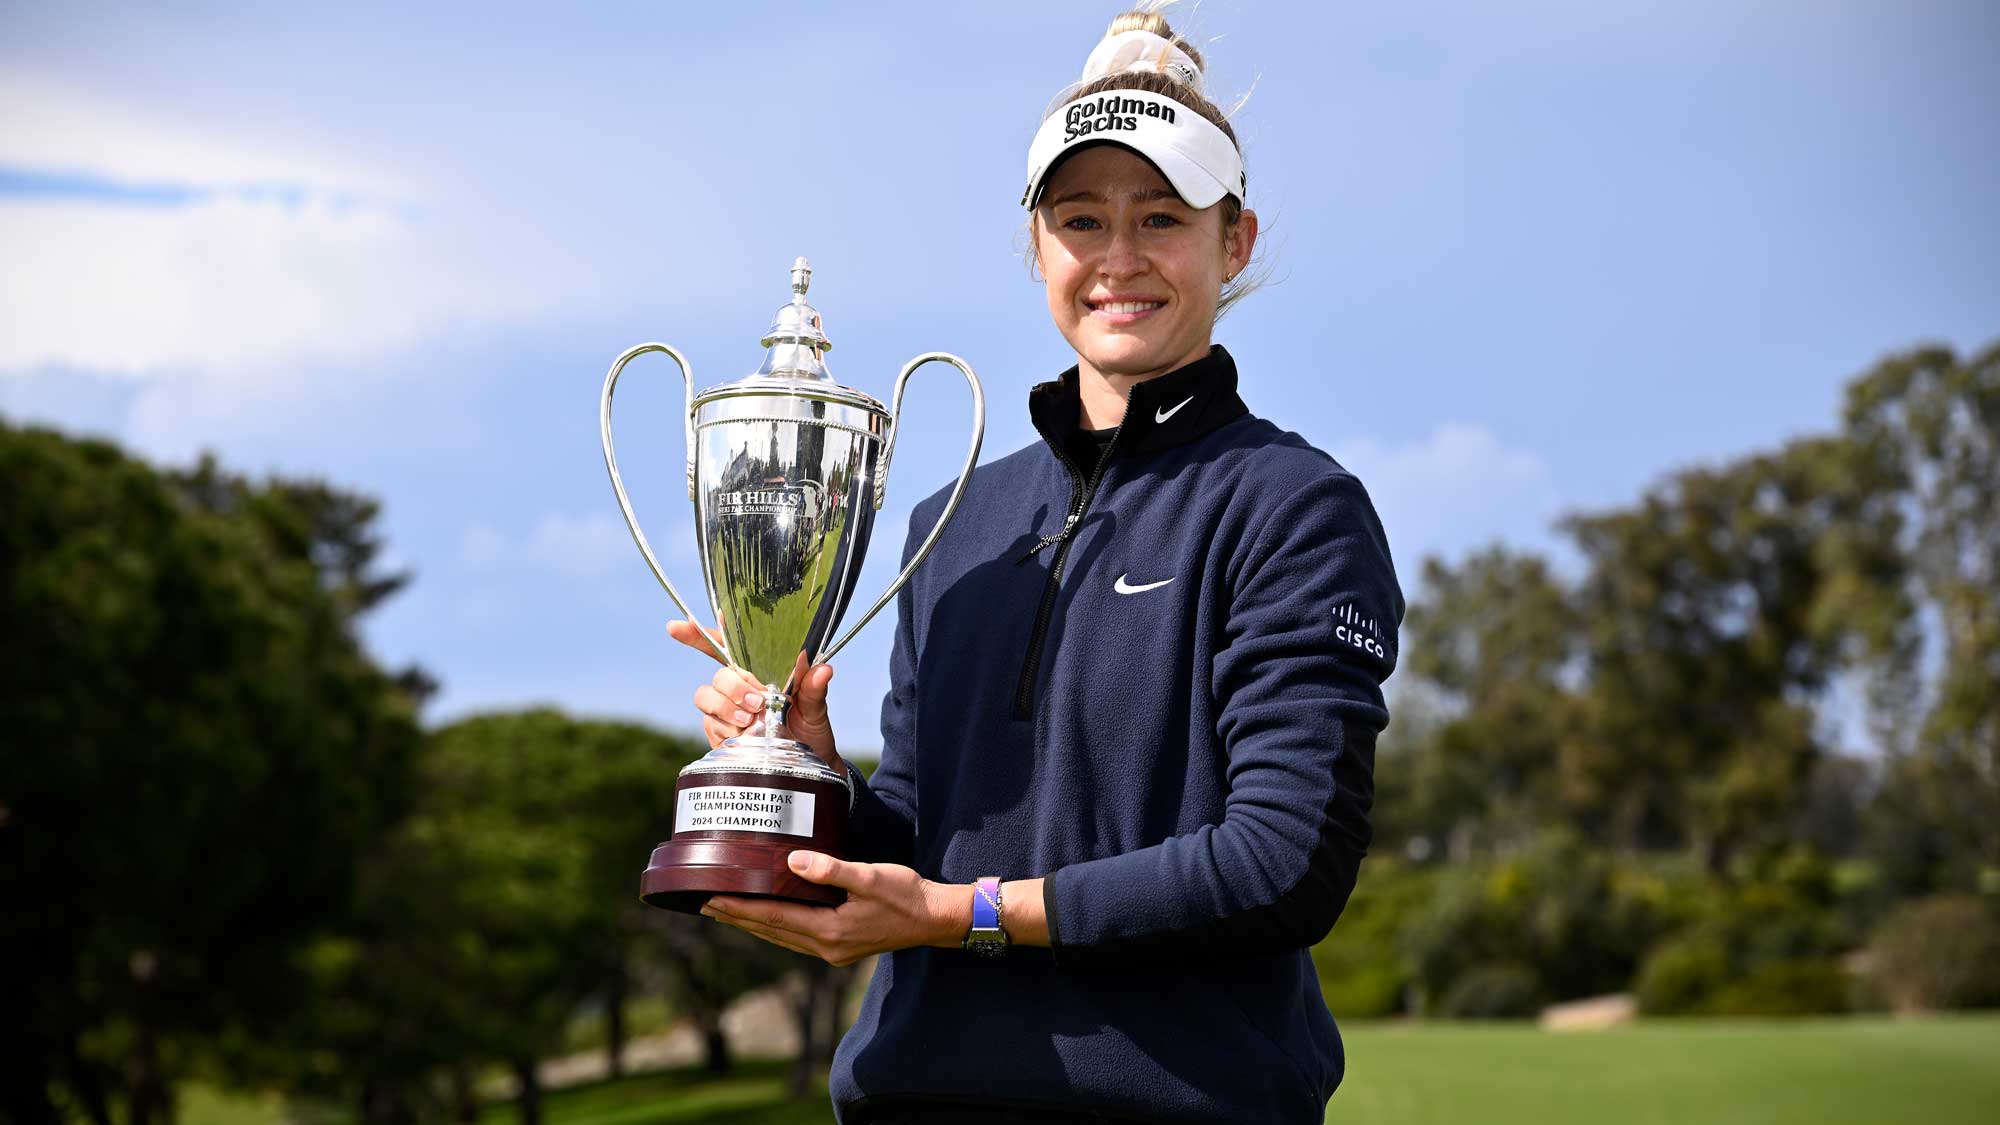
[1028,344,1249,461]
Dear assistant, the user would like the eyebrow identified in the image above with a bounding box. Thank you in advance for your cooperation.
[1044,187,1183,208]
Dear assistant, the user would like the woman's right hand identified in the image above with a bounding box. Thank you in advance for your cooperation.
[666,620,841,770]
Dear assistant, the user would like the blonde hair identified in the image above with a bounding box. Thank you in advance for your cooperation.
[1026,6,1266,320]
[1104,8,1208,74]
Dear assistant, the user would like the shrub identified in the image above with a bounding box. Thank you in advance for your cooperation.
[1312,862,1434,1018]
[1634,863,1854,1015]
[1864,894,2000,1012]
[1318,959,1408,1020]
[1634,935,1732,1015]
[1440,964,1542,1019]
[1399,832,1677,1012]
[1706,958,1852,1016]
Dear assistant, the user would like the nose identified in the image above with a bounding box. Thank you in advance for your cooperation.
[1099,224,1148,280]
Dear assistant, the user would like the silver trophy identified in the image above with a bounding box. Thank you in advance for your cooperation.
[600,258,983,912]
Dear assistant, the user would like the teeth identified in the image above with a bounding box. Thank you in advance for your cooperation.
[1097,301,1163,314]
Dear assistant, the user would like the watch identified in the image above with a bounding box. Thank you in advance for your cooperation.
[962,876,1009,956]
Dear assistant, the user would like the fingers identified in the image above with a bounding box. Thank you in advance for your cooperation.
[665,619,726,663]
[737,918,852,965]
[695,684,756,729]
[707,891,869,962]
[700,875,894,968]
[776,653,838,766]
[700,715,735,750]
[709,911,818,960]
[671,628,837,760]
[790,661,836,724]
[704,893,807,927]
[692,663,769,748]
[700,898,863,967]
[695,683,756,748]
[715,666,765,708]
[703,895,822,942]
[786,850,872,893]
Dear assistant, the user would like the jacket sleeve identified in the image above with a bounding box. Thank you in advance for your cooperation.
[1044,471,1400,967]
[841,505,926,866]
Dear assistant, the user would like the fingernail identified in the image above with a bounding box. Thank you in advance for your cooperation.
[787,851,811,873]
[743,693,763,709]
[699,906,716,918]
[733,710,752,725]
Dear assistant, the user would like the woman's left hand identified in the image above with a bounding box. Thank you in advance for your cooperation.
[700,851,968,966]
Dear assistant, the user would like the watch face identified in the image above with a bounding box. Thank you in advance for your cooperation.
[965,929,1009,956]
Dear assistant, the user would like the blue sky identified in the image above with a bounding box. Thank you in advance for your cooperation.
[3,0,1995,754]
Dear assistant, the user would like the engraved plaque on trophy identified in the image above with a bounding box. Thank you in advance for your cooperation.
[599,258,983,913]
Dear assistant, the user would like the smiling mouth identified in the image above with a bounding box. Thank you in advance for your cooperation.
[1090,299,1166,315]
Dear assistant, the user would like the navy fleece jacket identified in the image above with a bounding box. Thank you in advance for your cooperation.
[829,346,1402,1124]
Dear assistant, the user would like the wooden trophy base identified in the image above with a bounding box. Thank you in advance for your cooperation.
[640,766,849,915]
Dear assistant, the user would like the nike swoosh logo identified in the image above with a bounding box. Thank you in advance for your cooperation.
[1155,395,1195,424]
[1114,573,1175,595]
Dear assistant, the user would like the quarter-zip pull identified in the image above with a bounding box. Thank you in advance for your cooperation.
[1017,512,1080,563]
[1013,416,1128,720]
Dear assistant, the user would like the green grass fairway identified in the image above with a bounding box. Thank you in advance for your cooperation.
[1332,1015,2000,1125]
[475,1061,826,1125]
[190,1016,2000,1124]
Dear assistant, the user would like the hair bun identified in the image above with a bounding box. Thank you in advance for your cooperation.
[1104,9,1205,70]
[1080,23,1206,96]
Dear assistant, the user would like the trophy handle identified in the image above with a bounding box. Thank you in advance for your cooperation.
[600,342,731,665]
[816,351,985,664]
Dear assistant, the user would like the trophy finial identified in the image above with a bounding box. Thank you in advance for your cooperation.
[756,256,833,379]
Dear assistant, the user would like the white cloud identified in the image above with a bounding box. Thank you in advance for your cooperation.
[0,73,398,195]
[4,196,391,371]
[0,77,606,379]
[1332,423,1562,567]
[0,187,596,376]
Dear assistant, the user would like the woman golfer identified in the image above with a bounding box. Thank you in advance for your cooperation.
[669,9,1401,1122]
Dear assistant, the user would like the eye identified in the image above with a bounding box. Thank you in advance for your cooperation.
[1061,215,1102,232]
[1144,212,1182,229]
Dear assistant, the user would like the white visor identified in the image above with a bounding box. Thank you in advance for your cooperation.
[1022,88,1245,211]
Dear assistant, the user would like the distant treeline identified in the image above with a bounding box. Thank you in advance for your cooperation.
[1319,339,2000,1020]
[1381,341,1998,883]
[1,340,1994,1125]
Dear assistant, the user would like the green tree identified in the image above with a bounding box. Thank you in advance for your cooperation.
[383,712,661,1125]
[0,422,422,1125]
[1843,342,2000,891]
[1395,547,1583,859]
[277,710,788,1125]
[1562,431,1907,868]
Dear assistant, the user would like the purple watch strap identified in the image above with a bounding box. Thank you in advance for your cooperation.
[972,876,1001,930]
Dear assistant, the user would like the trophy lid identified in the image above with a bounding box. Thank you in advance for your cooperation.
[691,257,888,418]
[754,257,833,381]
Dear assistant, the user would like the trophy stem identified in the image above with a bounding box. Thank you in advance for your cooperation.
[690,690,848,792]
[758,688,792,742]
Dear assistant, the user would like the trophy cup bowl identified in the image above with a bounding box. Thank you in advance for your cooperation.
[600,258,983,914]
